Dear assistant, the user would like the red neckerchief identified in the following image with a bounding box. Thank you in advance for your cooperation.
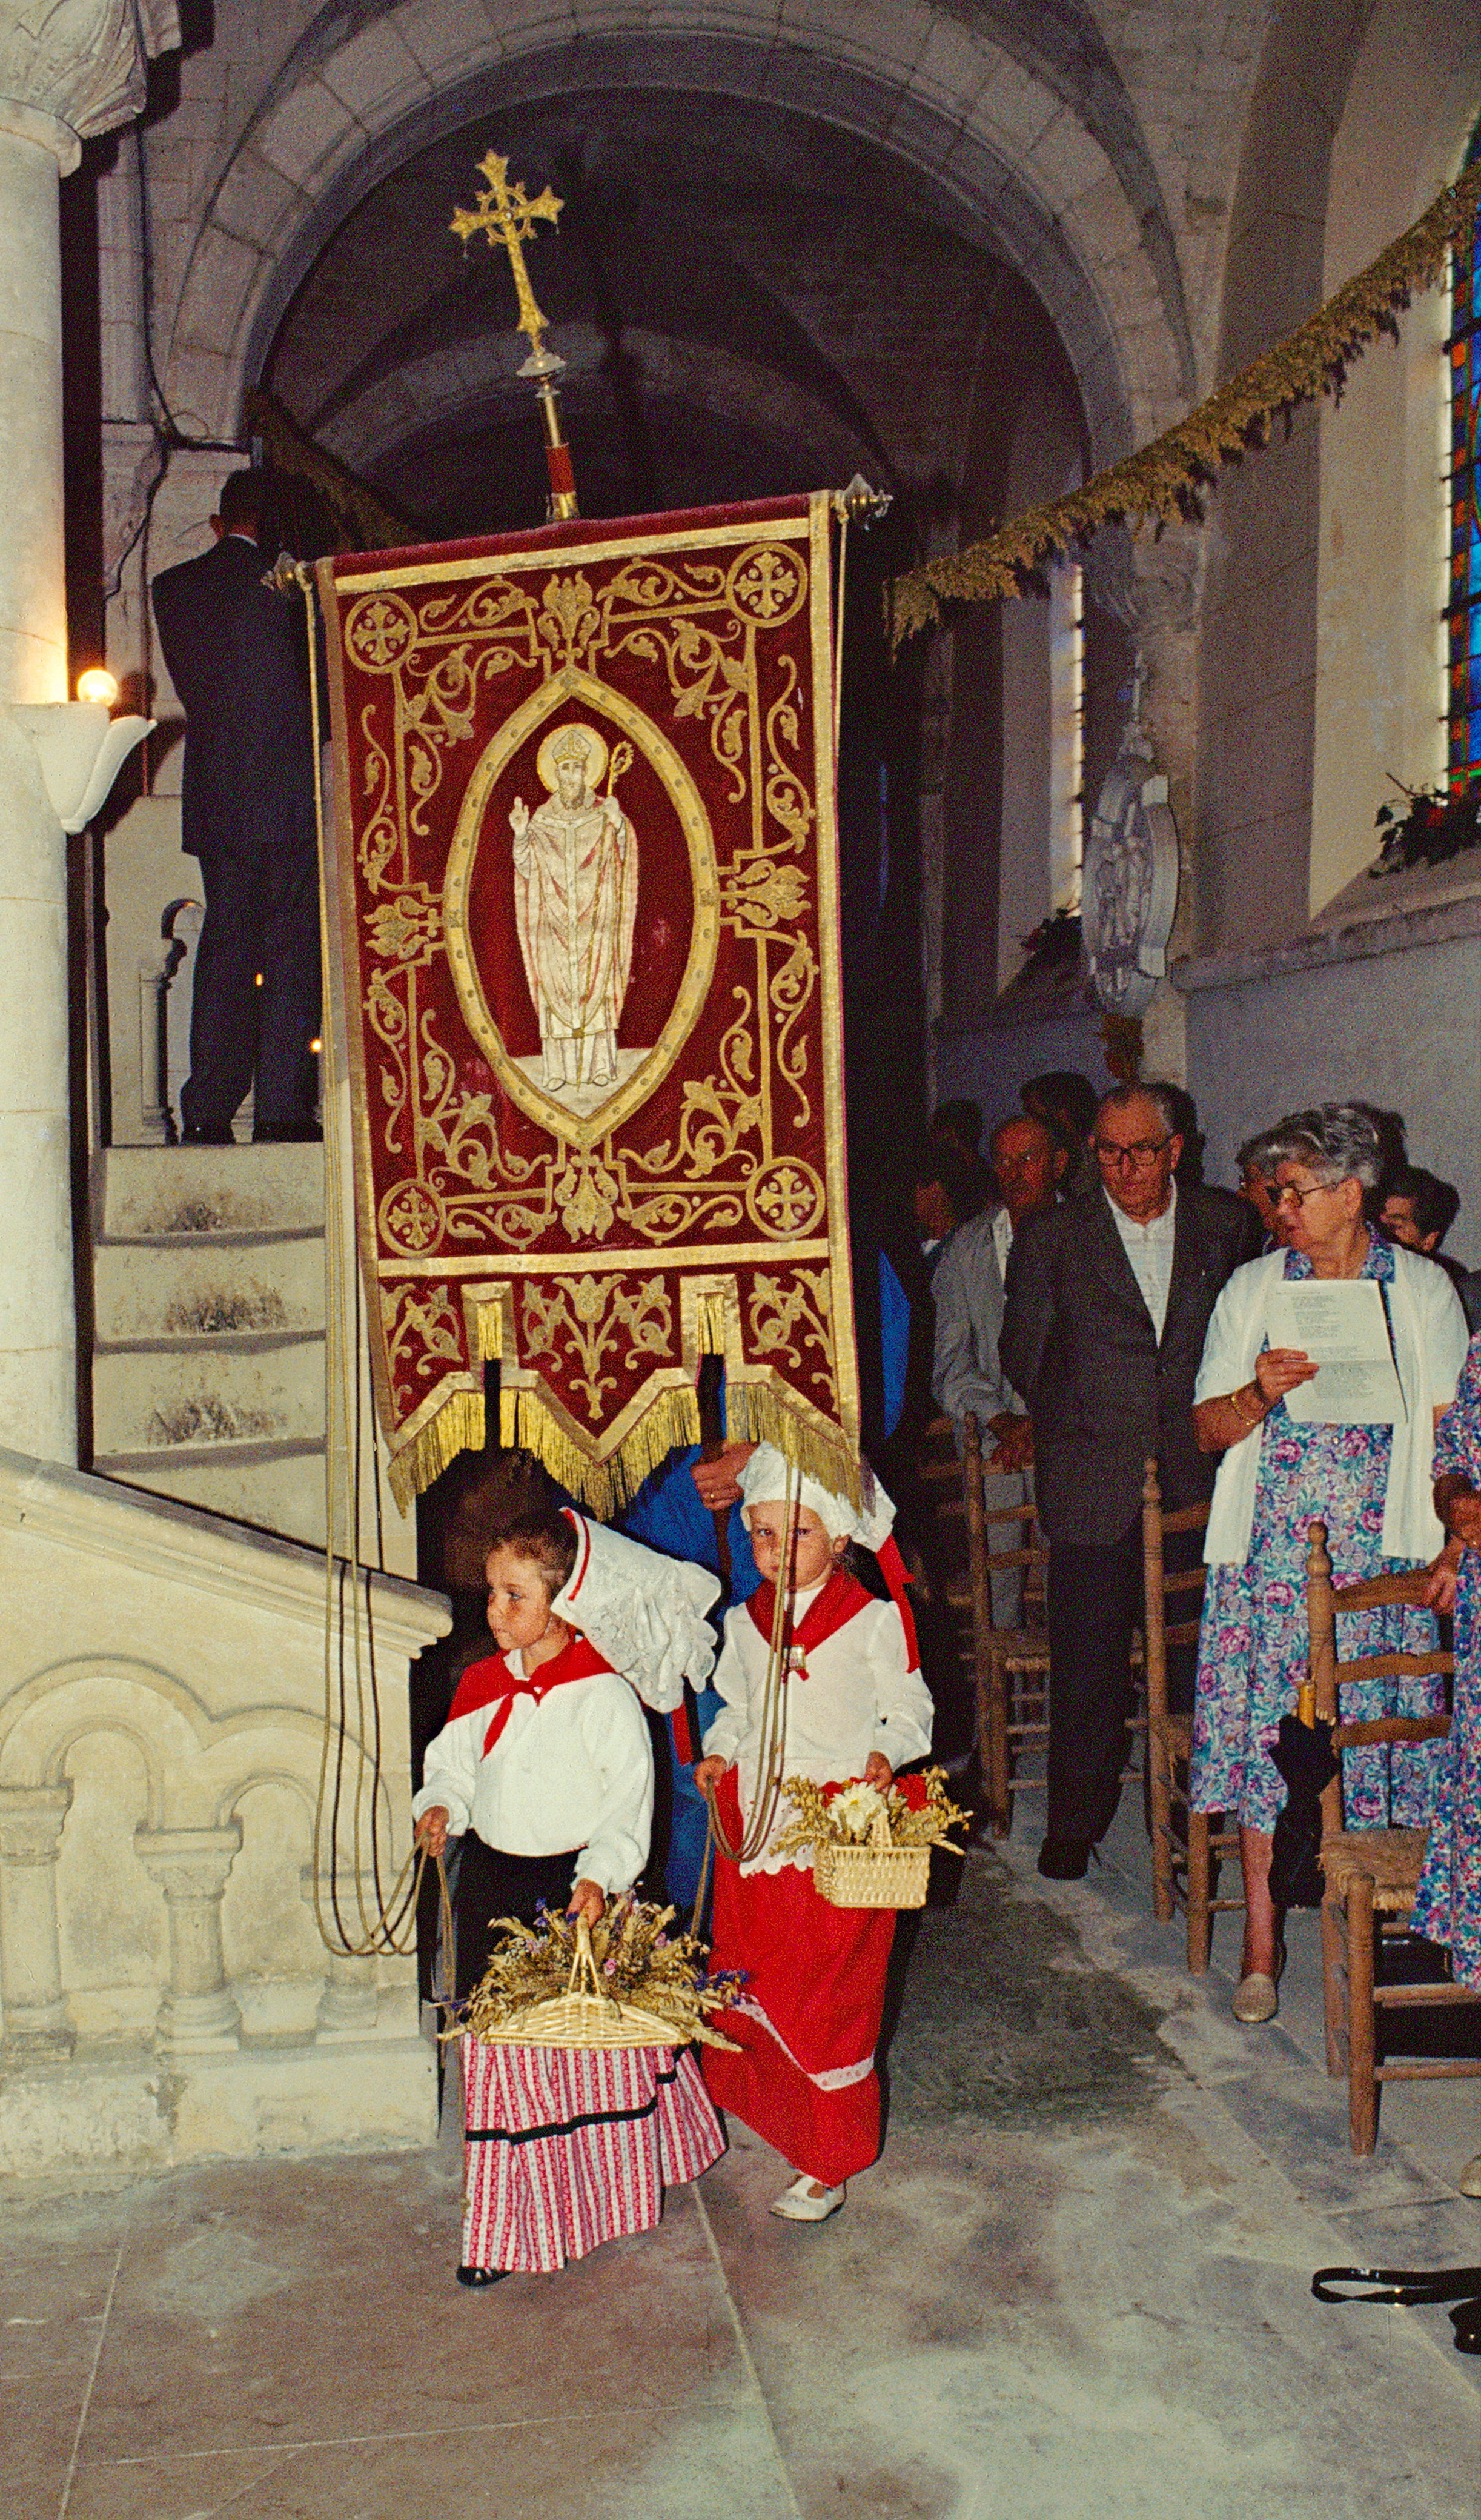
[449,1632,613,1757]
[744,1550,921,1675]
[745,1564,875,1673]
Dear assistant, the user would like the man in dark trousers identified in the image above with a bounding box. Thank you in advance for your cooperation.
[151,470,320,1144]
[999,1080,1251,1879]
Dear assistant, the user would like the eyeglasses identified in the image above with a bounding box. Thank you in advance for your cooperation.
[1092,1135,1171,1170]
[1273,1179,1342,1209]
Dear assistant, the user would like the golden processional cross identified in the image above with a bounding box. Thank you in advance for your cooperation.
[451,150,580,522]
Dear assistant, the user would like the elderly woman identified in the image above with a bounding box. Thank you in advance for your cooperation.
[1411,1343,1481,2197]
[1188,1104,1468,2024]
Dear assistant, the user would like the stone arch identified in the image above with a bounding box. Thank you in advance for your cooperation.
[161,7,1194,468]
[323,324,884,500]
[0,1655,208,1817]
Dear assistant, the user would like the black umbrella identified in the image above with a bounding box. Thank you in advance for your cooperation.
[1268,1709,1339,1907]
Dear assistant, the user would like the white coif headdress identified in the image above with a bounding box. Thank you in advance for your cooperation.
[551,1511,721,1713]
[737,1442,897,1551]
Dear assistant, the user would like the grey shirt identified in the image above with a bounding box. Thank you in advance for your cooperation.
[932,1207,1021,1431]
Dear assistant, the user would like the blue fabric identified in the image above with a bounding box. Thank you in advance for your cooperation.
[617,1443,760,1599]
[616,1446,759,1906]
[878,1249,910,1441]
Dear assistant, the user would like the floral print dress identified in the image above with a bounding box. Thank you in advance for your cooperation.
[1190,1234,1445,1833]
[1410,1340,1481,1987]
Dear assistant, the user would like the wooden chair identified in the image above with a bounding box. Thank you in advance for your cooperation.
[957,1413,1051,1837]
[1307,1519,1481,2153]
[951,1415,1148,1839]
[1141,1460,1240,1972]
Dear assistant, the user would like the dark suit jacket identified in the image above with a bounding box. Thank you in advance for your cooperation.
[151,534,316,860]
[999,1183,1252,1547]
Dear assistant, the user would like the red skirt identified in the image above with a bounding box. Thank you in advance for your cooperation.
[460,2038,724,2275]
[701,1774,896,2186]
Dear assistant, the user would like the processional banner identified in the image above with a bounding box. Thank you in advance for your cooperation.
[318,493,859,1513]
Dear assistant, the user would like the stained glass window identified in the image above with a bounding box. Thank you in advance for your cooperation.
[1448,130,1481,791]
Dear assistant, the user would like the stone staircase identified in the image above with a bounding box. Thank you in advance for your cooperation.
[90,1146,327,1548]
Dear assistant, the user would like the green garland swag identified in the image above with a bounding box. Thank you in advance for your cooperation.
[890,161,1481,647]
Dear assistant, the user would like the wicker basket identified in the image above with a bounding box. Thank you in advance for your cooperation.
[472,1918,732,2052]
[813,1807,930,1910]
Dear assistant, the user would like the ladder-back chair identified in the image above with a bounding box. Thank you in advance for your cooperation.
[1307,1519,1481,2153]
[1142,1459,1240,1972]
[958,1412,1050,1837]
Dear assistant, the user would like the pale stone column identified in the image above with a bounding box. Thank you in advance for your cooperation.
[135,1822,243,2053]
[300,1869,382,2038]
[0,1782,76,2059]
[0,4,179,1461]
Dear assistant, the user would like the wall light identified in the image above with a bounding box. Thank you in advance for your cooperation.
[76,667,119,708]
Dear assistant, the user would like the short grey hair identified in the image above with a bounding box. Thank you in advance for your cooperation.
[1261,1103,1385,1192]
[1096,1079,1179,1138]
[1237,1128,1281,1182]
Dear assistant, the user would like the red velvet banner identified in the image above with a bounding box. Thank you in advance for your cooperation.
[318,493,859,1512]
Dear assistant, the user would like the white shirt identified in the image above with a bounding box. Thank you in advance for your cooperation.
[702,1579,933,1873]
[992,1205,1013,1282]
[411,1649,654,1895]
[1194,1242,1469,1564]
[1107,1179,1178,1341]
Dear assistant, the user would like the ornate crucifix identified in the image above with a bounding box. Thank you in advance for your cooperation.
[451,151,580,522]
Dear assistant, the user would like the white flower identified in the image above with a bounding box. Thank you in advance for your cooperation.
[830,1782,887,1841]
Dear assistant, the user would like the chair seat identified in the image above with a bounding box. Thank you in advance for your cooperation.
[1322,1827,1428,1909]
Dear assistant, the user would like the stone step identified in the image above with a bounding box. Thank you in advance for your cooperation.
[94,1439,326,1552]
[98,1143,325,1240]
[91,1331,325,1457]
[92,1231,326,1343]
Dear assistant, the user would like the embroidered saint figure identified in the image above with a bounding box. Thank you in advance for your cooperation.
[510,722,637,1092]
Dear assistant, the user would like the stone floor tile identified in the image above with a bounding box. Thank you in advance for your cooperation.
[1205,2063,1456,2210]
[77,2156,743,2465]
[71,2401,800,2520]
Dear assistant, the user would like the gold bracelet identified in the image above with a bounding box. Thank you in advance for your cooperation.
[1231,1383,1265,1426]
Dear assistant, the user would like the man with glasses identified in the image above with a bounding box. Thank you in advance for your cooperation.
[999,1082,1252,1878]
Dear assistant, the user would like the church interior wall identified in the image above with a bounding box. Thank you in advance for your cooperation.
[1181,925,1481,1247]
[1310,0,1481,914]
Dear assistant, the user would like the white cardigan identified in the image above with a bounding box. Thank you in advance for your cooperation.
[1194,1243,1469,1566]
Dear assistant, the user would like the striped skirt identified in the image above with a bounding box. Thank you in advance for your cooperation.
[460,2038,726,2275]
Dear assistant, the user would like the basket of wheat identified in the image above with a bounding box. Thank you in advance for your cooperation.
[457,1899,741,2052]
[777,1772,969,1912]
[813,1807,932,1909]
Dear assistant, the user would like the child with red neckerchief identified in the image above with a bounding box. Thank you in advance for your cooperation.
[693,1445,932,2222]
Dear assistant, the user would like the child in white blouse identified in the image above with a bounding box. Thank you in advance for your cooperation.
[413,1509,654,1960]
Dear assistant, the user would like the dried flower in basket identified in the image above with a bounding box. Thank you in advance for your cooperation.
[771,1766,969,1860]
[451,1893,744,2049]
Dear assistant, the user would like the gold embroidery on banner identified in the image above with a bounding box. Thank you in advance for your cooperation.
[350,537,824,1262]
[749,1267,833,1372]
[382,1283,463,1394]
[521,1274,673,1418]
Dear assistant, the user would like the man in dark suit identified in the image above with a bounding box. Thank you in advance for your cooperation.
[999,1081,1252,1879]
[151,470,320,1144]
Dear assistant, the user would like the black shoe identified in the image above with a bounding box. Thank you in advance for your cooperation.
[180,1123,234,1146]
[252,1122,323,1143]
[456,2265,509,2289]
[1037,1835,1091,1881]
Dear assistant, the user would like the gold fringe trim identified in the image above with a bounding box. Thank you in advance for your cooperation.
[721,1382,863,1509]
[890,158,1481,645]
[382,1356,862,1521]
[386,1389,485,1514]
[692,1289,730,1358]
[499,1386,704,1521]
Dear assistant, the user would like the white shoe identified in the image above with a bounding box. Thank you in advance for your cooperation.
[769,2175,846,2222]
[1459,2154,1481,2199]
